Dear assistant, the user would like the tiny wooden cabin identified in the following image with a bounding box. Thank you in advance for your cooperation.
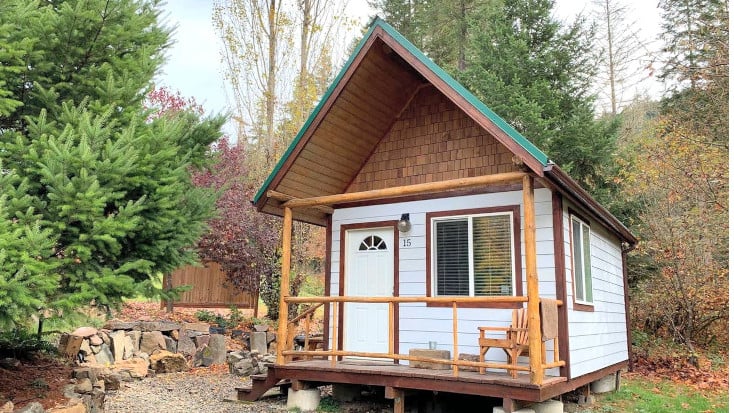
[252,17,636,411]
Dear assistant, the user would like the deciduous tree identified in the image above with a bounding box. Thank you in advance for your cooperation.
[622,117,728,350]
[592,0,648,114]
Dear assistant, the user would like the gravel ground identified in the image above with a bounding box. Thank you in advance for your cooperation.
[104,372,289,413]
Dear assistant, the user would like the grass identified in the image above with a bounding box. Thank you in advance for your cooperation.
[580,375,728,413]
[317,396,341,412]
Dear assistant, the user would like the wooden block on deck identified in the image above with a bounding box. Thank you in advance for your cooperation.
[458,353,480,372]
[408,349,451,370]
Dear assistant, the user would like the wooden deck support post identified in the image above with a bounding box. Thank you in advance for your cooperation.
[523,175,543,385]
[276,207,293,365]
[393,388,405,413]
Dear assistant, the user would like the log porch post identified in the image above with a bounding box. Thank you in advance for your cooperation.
[276,206,293,365]
[523,175,543,385]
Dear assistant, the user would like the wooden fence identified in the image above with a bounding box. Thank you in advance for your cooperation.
[163,262,258,311]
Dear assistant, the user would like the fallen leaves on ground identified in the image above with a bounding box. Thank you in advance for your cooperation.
[0,354,73,411]
[631,348,728,392]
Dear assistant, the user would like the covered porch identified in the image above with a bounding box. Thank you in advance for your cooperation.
[267,171,567,411]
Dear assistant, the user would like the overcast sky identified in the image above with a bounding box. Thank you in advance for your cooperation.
[156,1,663,126]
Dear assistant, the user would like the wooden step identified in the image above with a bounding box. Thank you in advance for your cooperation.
[251,373,269,382]
[235,370,290,401]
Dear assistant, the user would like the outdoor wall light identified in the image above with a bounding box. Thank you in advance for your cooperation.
[397,213,411,233]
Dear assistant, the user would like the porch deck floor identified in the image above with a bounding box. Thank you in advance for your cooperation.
[273,359,566,401]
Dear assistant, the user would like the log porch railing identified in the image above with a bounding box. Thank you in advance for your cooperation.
[281,295,565,380]
[274,171,556,385]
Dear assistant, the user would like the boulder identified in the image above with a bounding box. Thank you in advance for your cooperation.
[170,329,180,340]
[0,358,20,370]
[63,384,78,399]
[133,351,150,361]
[257,361,268,375]
[138,321,180,332]
[99,331,110,346]
[71,326,98,338]
[79,340,93,359]
[207,334,226,364]
[183,322,211,333]
[94,343,114,365]
[118,370,134,382]
[122,335,135,360]
[227,351,246,364]
[149,350,188,373]
[110,330,126,362]
[186,330,205,338]
[193,345,214,367]
[47,399,87,413]
[16,402,45,413]
[251,331,268,355]
[1,401,13,413]
[193,334,210,349]
[91,387,106,412]
[231,358,257,376]
[58,333,83,358]
[89,334,103,346]
[139,331,166,355]
[103,320,137,330]
[254,324,269,332]
[113,358,149,379]
[74,378,93,394]
[125,330,141,351]
[163,335,177,354]
[73,367,98,384]
[89,344,101,354]
[177,333,196,357]
[102,372,121,391]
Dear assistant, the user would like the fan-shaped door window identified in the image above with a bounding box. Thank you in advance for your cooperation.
[358,235,388,251]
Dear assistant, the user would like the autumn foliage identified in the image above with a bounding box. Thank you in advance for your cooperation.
[623,117,728,350]
[192,138,280,294]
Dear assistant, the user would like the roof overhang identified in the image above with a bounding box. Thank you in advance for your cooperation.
[253,18,548,225]
[543,164,637,246]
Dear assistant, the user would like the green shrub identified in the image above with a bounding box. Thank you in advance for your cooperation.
[0,329,57,359]
[317,396,340,412]
[226,305,245,329]
[195,309,217,323]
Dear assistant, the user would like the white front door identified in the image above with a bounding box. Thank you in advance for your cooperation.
[344,227,394,355]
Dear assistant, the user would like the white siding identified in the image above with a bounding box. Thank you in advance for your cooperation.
[563,199,628,378]
[328,189,560,374]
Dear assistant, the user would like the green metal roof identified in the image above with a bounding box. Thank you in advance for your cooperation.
[254,17,550,204]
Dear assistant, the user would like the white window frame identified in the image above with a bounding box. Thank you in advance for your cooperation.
[431,211,516,297]
[571,215,594,305]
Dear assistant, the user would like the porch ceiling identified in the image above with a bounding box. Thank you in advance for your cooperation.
[257,37,425,226]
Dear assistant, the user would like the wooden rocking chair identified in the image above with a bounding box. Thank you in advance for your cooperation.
[478,308,529,377]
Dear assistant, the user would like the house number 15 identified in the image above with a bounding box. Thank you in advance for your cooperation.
[402,238,412,247]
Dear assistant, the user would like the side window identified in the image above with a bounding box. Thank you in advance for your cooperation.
[571,215,593,304]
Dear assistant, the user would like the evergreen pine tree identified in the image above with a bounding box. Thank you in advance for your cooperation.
[0,167,59,329]
[0,0,224,327]
[459,0,618,194]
